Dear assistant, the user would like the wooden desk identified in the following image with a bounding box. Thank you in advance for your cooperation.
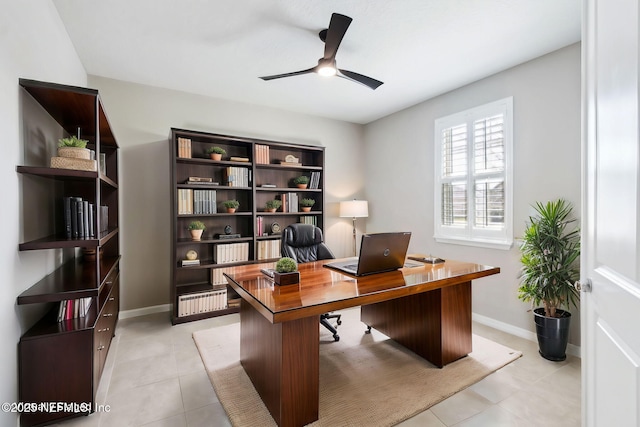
[224,258,499,427]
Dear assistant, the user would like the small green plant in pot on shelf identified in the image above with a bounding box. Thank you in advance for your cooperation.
[188,220,206,241]
[518,198,580,361]
[300,198,315,212]
[223,199,240,213]
[274,257,299,285]
[265,199,282,212]
[58,136,88,148]
[57,135,90,159]
[206,146,226,160]
[293,175,309,189]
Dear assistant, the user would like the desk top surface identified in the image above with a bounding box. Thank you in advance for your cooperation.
[224,257,500,323]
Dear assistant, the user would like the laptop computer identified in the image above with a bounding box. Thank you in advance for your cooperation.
[324,232,412,276]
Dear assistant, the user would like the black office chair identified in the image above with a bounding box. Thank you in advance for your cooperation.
[281,223,342,341]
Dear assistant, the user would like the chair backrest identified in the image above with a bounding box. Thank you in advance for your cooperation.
[281,224,335,263]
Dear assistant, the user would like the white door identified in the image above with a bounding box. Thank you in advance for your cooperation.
[582,0,640,426]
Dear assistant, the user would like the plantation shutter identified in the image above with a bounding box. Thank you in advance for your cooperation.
[441,124,467,226]
[473,114,505,229]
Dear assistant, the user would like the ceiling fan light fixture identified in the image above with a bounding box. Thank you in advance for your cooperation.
[317,58,337,77]
[317,65,337,77]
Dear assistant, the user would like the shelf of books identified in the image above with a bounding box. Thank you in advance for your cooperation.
[170,128,325,324]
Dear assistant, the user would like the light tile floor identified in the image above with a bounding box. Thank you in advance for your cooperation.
[53,310,581,427]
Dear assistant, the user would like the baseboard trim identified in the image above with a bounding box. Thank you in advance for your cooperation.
[119,304,170,320]
[472,312,581,359]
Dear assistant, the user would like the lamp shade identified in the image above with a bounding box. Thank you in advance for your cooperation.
[339,200,369,218]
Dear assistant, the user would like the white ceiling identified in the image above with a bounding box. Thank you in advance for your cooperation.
[53,0,581,124]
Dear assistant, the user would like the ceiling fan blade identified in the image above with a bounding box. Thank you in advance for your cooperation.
[337,69,384,90]
[323,13,352,61]
[259,67,316,81]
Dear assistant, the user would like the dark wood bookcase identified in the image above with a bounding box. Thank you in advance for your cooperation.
[170,128,325,324]
[16,79,120,427]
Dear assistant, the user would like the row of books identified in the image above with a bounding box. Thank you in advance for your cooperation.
[177,287,227,317]
[280,192,301,213]
[57,297,92,322]
[257,239,281,260]
[177,137,192,158]
[255,216,269,236]
[308,171,321,189]
[215,242,249,264]
[224,166,251,187]
[211,267,233,285]
[255,144,270,165]
[299,216,318,226]
[63,197,108,239]
[177,189,217,215]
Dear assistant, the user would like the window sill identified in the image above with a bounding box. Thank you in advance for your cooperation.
[434,235,513,250]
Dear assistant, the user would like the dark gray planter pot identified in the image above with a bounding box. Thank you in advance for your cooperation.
[533,307,571,361]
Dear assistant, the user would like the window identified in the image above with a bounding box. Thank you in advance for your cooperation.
[434,97,513,249]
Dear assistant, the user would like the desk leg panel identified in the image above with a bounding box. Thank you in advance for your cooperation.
[440,281,473,365]
[360,281,472,367]
[240,300,319,427]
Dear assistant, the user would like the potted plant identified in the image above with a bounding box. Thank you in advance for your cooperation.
[300,198,315,212]
[223,199,239,213]
[293,175,309,189]
[518,198,580,361]
[57,135,90,159]
[188,220,206,241]
[265,199,282,212]
[206,146,226,161]
[274,257,299,285]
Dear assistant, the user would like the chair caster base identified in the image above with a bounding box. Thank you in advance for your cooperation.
[365,325,372,334]
[333,334,340,341]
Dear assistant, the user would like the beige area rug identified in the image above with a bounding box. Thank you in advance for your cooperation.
[193,308,522,426]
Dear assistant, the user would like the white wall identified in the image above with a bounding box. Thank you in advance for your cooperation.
[1,2,87,425]
[363,43,582,345]
[86,76,365,311]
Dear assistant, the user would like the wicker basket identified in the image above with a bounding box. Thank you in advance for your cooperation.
[57,147,91,159]
[50,156,97,171]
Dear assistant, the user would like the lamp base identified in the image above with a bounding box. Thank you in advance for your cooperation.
[352,217,357,257]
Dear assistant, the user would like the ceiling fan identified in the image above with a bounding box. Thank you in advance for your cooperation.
[259,13,384,90]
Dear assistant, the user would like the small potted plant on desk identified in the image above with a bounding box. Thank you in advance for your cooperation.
[206,146,226,161]
[265,199,282,212]
[223,199,240,213]
[188,220,206,241]
[293,175,309,189]
[273,257,299,285]
[300,198,315,212]
[518,198,580,361]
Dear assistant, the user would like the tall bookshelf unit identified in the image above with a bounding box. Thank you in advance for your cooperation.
[16,79,120,427]
[170,128,325,324]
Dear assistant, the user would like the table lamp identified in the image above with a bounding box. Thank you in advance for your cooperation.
[339,199,369,256]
